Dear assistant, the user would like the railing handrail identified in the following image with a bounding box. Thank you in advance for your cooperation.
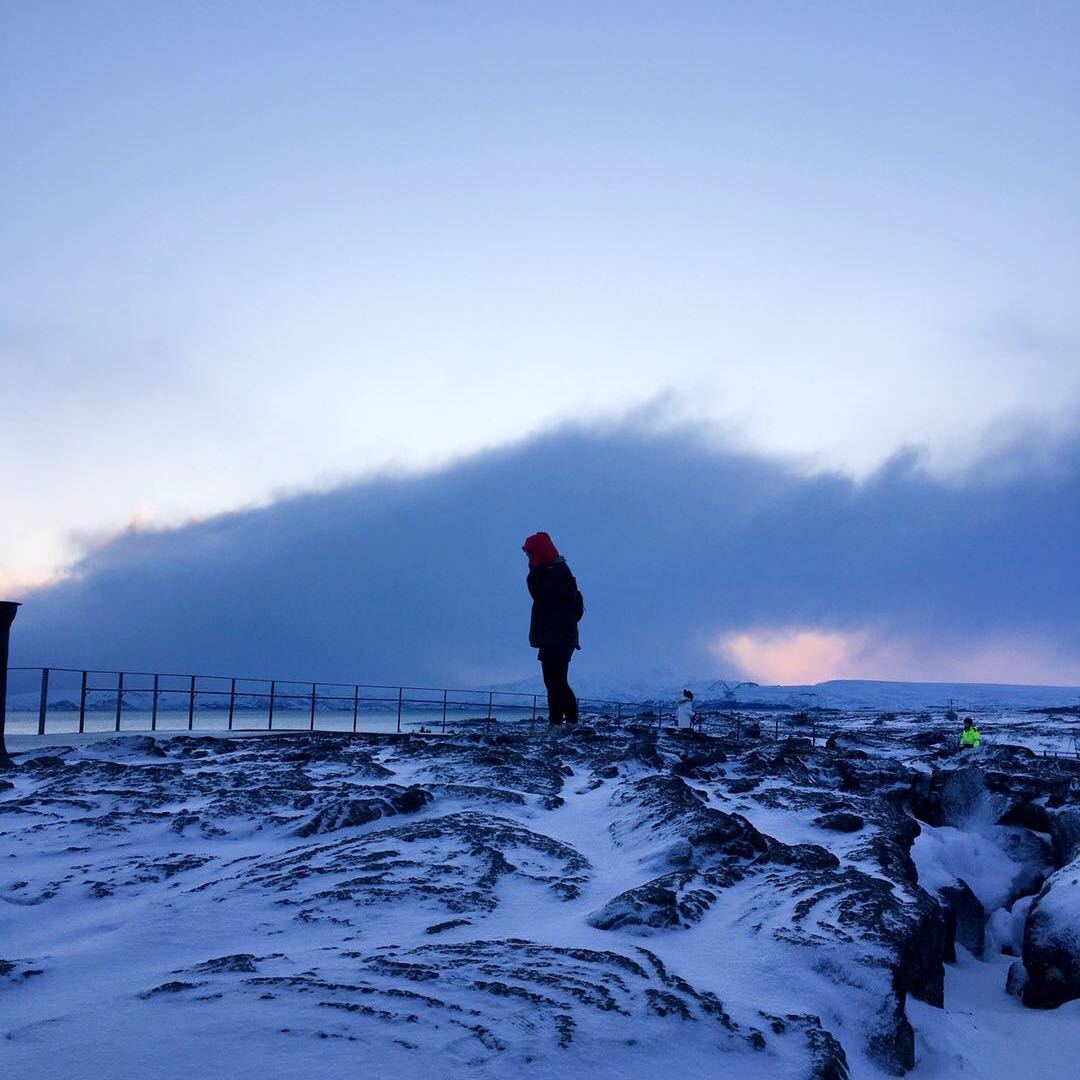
[6,665,654,704]
[4,663,669,737]
[0,665,857,755]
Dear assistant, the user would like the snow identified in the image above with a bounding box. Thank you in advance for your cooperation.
[912,824,1027,914]
[986,896,1034,957]
[1032,859,1080,928]
[0,734,821,1079]
[2,709,1078,1079]
[909,946,1080,1079]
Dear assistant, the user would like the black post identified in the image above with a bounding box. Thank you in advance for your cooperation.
[114,671,124,731]
[79,669,88,733]
[443,689,449,733]
[228,677,236,730]
[352,685,359,733]
[151,673,159,731]
[309,681,317,731]
[188,675,196,730]
[0,601,20,768]
[396,687,403,733]
[38,667,49,735]
[268,680,276,729]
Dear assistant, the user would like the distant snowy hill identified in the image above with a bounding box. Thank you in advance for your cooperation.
[497,674,1080,711]
[802,679,1080,711]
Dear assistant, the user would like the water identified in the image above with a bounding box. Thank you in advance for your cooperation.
[0,705,555,737]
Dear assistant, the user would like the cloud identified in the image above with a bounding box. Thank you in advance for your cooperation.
[9,418,1080,689]
[716,627,881,686]
[712,626,1080,686]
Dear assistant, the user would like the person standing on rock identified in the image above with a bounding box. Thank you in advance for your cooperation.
[675,690,696,729]
[523,532,583,726]
[960,716,982,750]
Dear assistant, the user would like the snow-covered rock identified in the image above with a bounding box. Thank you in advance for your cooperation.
[1006,958,1029,997]
[2,720,1078,1077]
[987,895,1035,957]
[1023,856,1080,1009]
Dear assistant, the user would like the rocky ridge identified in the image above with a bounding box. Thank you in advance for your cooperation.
[2,722,1078,1078]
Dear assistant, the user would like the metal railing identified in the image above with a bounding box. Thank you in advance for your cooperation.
[12,665,1060,754]
[3,666,670,737]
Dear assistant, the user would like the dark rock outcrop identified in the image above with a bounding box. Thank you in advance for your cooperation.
[293,784,433,836]
[814,811,864,832]
[1022,857,1080,1009]
[1006,959,1028,998]
[589,769,945,1073]
[1049,807,1080,868]
[236,810,591,918]
[938,880,985,960]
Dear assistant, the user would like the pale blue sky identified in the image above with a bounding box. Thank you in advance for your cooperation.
[3,1,1079,593]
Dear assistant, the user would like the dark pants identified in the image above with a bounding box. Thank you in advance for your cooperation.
[540,646,578,725]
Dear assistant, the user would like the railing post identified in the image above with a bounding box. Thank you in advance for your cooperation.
[0,603,19,767]
[188,674,196,730]
[79,669,88,733]
[352,685,359,733]
[151,673,159,731]
[114,671,124,731]
[228,677,236,730]
[442,689,448,733]
[532,694,538,722]
[268,680,276,729]
[38,667,50,735]
[396,687,403,734]
[488,691,493,724]
[309,681,317,731]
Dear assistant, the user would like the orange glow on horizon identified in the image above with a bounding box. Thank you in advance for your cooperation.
[712,626,1080,686]
[716,628,874,685]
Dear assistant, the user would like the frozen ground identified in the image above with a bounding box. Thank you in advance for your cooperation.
[909,946,1080,1079]
[2,705,1079,1079]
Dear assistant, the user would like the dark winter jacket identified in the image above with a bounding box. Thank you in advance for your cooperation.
[524,539,583,650]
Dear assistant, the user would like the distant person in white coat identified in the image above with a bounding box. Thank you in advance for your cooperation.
[675,689,696,729]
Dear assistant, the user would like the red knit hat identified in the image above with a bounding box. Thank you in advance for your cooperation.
[522,531,559,569]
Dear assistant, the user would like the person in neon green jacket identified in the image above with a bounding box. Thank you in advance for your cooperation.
[960,717,982,749]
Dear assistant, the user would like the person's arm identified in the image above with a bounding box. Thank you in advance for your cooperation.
[551,565,578,608]
[528,567,557,606]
